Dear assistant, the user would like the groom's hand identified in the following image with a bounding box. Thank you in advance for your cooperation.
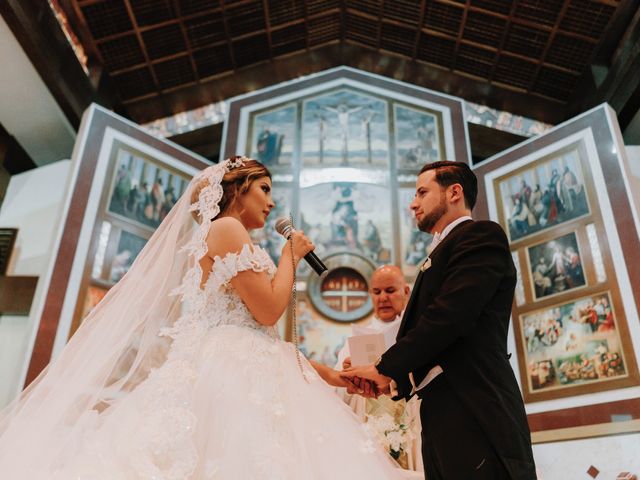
[340,364,392,398]
[344,376,377,397]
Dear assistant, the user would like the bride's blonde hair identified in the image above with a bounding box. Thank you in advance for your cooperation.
[190,156,271,222]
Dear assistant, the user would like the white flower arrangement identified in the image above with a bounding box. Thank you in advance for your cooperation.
[365,410,415,461]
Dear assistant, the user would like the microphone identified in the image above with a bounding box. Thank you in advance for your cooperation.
[275,217,328,278]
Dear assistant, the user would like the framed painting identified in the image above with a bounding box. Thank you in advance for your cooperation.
[394,103,444,169]
[106,141,189,231]
[301,88,389,167]
[298,181,393,265]
[108,230,148,283]
[526,231,587,301]
[520,292,631,396]
[495,146,590,243]
[248,103,296,167]
[90,221,149,285]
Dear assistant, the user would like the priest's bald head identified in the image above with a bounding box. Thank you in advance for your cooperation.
[369,265,410,322]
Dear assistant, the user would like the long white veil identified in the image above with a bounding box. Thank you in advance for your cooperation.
[0,158,237,467]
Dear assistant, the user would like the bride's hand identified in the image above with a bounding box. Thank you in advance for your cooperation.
[325,368,350,388]
[284,230,315,264]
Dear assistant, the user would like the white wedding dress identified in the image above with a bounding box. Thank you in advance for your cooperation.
[22,244,402,479]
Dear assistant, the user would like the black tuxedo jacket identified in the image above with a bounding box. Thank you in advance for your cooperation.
[377,220,536,479]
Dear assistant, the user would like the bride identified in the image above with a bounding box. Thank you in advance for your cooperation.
[0,156,403,479]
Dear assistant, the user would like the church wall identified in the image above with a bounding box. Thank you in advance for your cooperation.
[533,432,640,478]
[0,160,71,407]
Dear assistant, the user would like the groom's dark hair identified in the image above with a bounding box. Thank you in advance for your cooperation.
[419,161,477,210]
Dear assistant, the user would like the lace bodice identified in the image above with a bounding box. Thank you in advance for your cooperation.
[200,243,279,338]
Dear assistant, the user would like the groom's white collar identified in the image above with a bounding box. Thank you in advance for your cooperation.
[428,215,472,254]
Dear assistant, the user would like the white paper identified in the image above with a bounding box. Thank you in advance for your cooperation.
[348,333,386,366]
[353,324,397,349]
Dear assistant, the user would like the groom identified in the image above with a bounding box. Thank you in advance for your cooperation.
[342,161,536,479]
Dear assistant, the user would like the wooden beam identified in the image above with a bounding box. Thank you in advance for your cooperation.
[302,0,310,51]
[122,43,566,125]
[488,1,518,83]
[411,0,427,61]
[567,0,640,123]
[376,1,384,52]
[122,0,160,90]
[220,0,237,71]
[172,0,200,82]
[451,0,470,72]
[526,0,571,92]
[339,0,346,43]
[262,0,274,61]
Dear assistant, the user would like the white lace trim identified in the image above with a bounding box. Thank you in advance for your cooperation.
[208,243,276,290]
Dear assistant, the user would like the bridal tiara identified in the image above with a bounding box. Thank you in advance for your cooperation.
[225,155,248,171]
[188,155,251,221]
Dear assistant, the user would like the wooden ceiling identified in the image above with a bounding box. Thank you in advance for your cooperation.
[55,0,634,126]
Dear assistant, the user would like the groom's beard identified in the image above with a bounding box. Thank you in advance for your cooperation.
[418,193,447,233]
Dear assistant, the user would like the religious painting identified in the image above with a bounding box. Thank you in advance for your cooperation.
[526,231,586,301]
[398,187,432,276]
[109,230,148,283]
[249,104,296,166]
[295,297,373,367]
[106,144,189,230]
[249,186,292,263]
[394,104,442,168]
[496,148,590,242]
[299,182,392,265]
[520,291,630,397]
[302,89,389,166]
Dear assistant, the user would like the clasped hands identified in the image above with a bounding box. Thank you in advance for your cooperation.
[338,357,393,399]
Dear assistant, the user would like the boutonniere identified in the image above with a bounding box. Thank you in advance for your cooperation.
[420,257,431,272]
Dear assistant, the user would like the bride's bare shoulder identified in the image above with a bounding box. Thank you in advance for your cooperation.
[206,217,252,258]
